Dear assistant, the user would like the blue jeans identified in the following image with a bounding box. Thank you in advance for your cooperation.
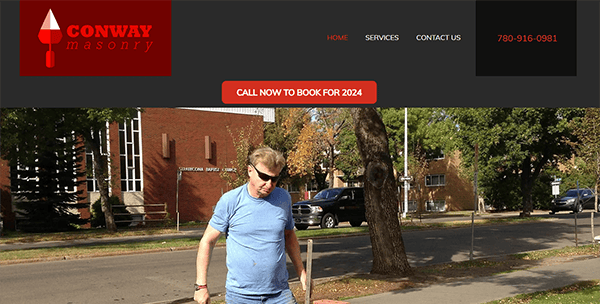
[225,288,297,304]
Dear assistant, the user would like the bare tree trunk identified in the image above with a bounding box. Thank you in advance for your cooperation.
[89,130,117,232]
[351,108,412,275]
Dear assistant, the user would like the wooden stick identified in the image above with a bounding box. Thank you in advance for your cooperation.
[575,211,578,247]
[305,239,313,304]
[592,211,595,243]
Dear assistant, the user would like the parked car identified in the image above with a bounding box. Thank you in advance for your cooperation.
[292,187,366,230]
[550,188,598,214]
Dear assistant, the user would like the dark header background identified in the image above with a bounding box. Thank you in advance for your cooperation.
[2,1,599,108]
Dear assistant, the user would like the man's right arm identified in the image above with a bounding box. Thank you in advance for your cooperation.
[194,224,222,304]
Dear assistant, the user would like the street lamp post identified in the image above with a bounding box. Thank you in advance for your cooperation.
[403,108,408,219]
[176,169,181,232]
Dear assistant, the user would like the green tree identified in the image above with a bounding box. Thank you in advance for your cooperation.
[572,108,600,211]
[380,108,456,175]
[335,124,362,182]
[2,108,140,232]
[447,108,584,215]
[379,108,457,212]
[67,108,140,232]
[1,108,88,232]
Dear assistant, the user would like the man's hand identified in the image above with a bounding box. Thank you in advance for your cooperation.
[285,229,313,298]
[194,288,210,304]
[300,269,314,298]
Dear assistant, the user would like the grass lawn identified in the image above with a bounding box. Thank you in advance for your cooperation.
[0,226,186,244]
[485,280,600,304]
[0,237,203,262]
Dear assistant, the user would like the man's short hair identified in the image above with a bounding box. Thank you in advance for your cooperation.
[249,147,285,172]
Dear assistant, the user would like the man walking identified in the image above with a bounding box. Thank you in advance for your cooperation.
[194,147,309,304]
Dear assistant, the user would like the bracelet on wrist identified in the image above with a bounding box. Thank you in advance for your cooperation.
[194,284,208,291]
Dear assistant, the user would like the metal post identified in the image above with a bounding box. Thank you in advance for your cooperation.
[176,169,181,232]
[305,239,313,304]
[575,180,579,247]
[575,212,578,247]
[470,212,475,261]
[403,107,408,219]
[470,144,478,261]
[473,143,479,214]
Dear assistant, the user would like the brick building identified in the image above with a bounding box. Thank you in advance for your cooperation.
[1,108,273,229]
[401,151,476,213]
[324,151,476,213]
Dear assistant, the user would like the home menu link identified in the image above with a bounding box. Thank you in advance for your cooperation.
[325,34,463,42]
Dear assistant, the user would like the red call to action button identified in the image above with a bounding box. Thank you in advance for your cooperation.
[222,81,377,104]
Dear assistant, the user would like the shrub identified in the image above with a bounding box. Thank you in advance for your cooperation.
[90,196,132,228]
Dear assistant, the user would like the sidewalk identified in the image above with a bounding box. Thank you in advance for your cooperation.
[348,256,600,304]
[347,210,600,304]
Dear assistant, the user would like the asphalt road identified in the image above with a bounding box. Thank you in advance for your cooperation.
[0,212,597,304]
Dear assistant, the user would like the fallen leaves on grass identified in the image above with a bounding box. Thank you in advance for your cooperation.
[291,251,600,304]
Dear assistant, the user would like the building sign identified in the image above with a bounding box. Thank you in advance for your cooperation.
[179,167,236,172]
[180,167,204,172]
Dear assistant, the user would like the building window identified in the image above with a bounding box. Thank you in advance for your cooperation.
[86,126,109,192]
[346,181,363,187]
[426,148,445,161]
[287,183,300,193]
[426,200,446,212]
[308,180,320,192]
[119,112,142,192]
[425,174,445,187]
[408,200,418,213]
[398,201,418,213]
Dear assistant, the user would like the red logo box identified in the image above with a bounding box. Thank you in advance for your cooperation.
[20,0,171,76]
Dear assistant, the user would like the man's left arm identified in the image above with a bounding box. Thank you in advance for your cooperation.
[284,229,309,291]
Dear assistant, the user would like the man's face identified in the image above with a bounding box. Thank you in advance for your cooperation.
[247,162,281,198]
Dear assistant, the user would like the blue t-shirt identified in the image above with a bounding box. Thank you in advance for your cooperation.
[209,184,294,295]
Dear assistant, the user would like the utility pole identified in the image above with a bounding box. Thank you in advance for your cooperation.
[575,180,579,247]
[402,107,409,219]
[474,143,479,214]
[176,169,181,232]
[470,143,478,260]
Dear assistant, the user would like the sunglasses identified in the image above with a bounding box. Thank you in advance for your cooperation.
[250,163,281,183]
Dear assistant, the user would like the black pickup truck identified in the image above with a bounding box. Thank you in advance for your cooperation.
[292,187,366,230]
